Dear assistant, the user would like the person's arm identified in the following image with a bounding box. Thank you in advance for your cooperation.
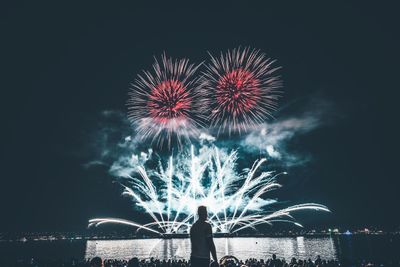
[206,224,218,263]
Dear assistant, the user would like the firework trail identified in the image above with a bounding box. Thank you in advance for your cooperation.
[127,54,205,148]
[89,144,329,235]
[90,49,328,235]
[201,47,282,135]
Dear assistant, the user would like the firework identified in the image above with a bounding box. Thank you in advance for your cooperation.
[89,144,329,235]
[201,47,282,135]
[127,54,205,148]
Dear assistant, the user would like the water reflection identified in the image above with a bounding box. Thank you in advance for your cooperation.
[85,237,338,260]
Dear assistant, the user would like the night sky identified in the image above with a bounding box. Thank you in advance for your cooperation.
[1,2,399,232]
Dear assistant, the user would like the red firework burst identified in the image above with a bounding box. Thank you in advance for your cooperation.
[202,47,282,135]
[216,68,261,114]
[147,80,191,124]
[127,54,204,148]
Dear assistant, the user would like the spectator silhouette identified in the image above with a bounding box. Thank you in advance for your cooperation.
[315,255,322,266]
[190,206,218,267]
[270,254,281,267]
[128,257,140,267]
[90,257,103,267]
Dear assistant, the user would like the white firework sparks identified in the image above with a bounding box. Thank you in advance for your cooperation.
[89,143,329,235]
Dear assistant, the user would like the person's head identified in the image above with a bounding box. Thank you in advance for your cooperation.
[272,254,276,260]
[128,257,139,267]
[90,257,103,267]
[197,206,208,221]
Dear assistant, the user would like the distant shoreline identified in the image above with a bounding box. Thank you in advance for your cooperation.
[1,232,398,242]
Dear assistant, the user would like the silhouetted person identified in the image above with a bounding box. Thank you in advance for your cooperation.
[128,257,140,267]
[315,255,322,266]
[90,257,103,267]
[190,206,218,267]
[270,254,281,267]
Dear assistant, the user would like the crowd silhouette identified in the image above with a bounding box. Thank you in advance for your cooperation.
[4,255,389,267]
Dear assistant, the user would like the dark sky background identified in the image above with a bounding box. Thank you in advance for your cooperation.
[1,2,399,232]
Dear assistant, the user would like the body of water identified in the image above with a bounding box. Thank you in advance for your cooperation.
[85,237,336,260]
[2,236,399,263]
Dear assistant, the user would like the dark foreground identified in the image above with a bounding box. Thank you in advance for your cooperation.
[2,235,400,266]
[3,256,399,267]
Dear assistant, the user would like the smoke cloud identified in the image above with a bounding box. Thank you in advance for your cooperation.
[238,97,334,167]
[85,97,335,175]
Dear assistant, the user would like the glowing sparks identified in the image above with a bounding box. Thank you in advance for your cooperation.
[127,54,205,148]
[202,47,282,135]
[89,49,328,235]
[126,47,283,146]
[89,144,329,234]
